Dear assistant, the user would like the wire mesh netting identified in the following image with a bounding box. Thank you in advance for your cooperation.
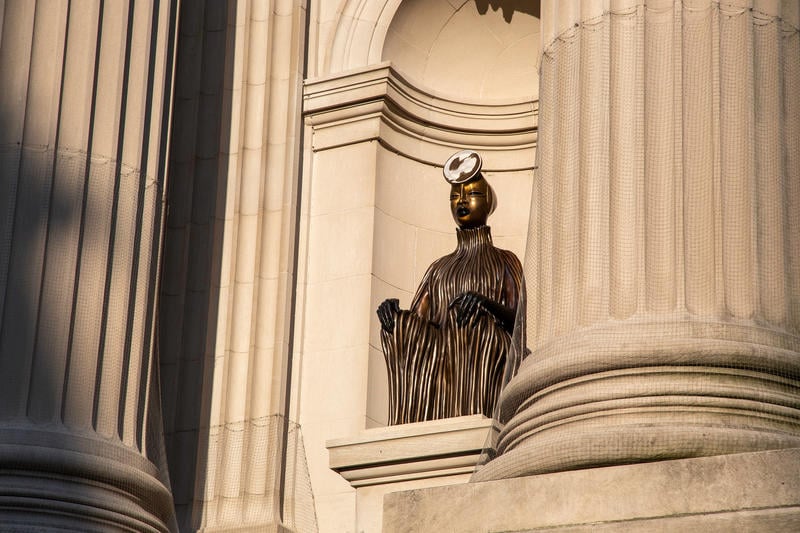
[195,415,318,531]
[474,1,800,482]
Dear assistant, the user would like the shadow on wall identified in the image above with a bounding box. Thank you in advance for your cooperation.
[474,0,540,23]
[159,0,234,529]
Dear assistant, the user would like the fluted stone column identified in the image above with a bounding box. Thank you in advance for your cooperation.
[475,0,800,481]
[158,1,315,531]
[0,1,177,529]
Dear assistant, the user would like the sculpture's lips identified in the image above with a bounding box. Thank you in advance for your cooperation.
[457,207,470,217]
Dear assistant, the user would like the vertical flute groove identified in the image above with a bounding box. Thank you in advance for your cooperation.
[62,0,105,430]
[609,9,639,319]
[719,6,755,319]
[644,4,676,313]
[26,0,70,423]
[534,50,555,343]
[552,27,580,337]
[579,17,610,326]
[95,0,135,439]
[0,0,37,420]
[120,0,162,447]
[754,17,788,325]
[681,2,716,316]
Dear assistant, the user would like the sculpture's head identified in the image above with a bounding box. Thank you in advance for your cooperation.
[443,150,496,229]
[449,177,495,229]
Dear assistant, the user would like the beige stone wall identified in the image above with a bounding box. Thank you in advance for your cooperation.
[382,0,540,100]
[297,137,378,532]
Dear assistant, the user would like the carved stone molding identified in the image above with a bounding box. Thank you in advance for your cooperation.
[0,426,174,532]
[327,414,491,487]
[303,63,537,169]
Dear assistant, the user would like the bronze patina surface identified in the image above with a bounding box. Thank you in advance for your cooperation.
[377,151,524,424]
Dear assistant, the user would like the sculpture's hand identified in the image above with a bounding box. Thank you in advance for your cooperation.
[377,298,401,332]
[448,291,486,327]
[449,291,515,333]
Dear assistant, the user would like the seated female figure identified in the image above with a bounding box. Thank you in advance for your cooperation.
[377,151,523,424]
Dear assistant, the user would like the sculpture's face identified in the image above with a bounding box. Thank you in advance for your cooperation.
[450,178,492,229]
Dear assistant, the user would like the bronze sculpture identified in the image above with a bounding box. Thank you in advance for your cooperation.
[377,150,524,425]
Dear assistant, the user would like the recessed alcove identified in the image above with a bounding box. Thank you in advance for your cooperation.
[301,1,538,524]
[362,0,540,427]
[382,0,540,101]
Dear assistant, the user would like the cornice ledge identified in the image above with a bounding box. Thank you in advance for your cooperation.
[326,414,492,487]
[304,63,538,161]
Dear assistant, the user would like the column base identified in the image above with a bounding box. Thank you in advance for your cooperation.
[479,320,800,480]
[0,425,175,532]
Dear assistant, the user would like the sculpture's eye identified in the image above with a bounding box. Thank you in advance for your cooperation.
[450,194,459,201]
[468,190,484,196]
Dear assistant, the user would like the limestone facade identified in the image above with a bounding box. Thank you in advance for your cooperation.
[1,0,537,530]
[1,0,797,532]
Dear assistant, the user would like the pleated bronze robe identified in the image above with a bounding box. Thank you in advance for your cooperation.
[381,225,523,424]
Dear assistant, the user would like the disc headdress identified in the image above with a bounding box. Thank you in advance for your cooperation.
[443,149,496,215]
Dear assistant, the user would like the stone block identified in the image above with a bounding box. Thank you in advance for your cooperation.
[384,447,800,532]
[328,414,491,487]
[328,415,492,532]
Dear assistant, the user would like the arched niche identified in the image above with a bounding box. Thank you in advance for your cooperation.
[382,0,540,100]
[369,1,539,425]
[305,0,540,430]
[324,0,540,96]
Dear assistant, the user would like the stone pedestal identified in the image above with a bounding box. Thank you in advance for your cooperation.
[385,447,800,532]
[328,415,491,532]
